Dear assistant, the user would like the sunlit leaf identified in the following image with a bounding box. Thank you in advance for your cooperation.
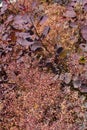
[63,8,76,18]
[16,32,31,39]
[0,2,8,15]
[79,56,86,64]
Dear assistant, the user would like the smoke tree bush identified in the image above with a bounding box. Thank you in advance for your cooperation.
[0,0,87,130]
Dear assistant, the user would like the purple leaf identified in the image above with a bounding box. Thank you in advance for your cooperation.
[17,38,34,46]
[73,80,81,88]
[59,73,72,84]
[5,15,14,25]
[0,2,8,15]
[16,32,31,39]
[27,30,34,35]
[63,8,76,18]
[67,1,76,7]
[82,0,87,6]
[32,1,37,9]
[13,14,32,29]
[30,41,43,51]
[39,15,48,25]
[83,4,87,12]
[69,22,78,28]
[26,37,33,42]
[2,33,9,41]
[41,26,50,38]
[79,84,87,93]
[81,25,87,41]
[79,43,87,52]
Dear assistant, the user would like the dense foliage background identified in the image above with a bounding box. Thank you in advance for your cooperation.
[0,0,87,129]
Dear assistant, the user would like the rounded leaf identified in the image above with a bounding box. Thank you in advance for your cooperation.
[79,43,87,52]
[73,80,81,88]
[81,25,87,41]
[63,8,76,18]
